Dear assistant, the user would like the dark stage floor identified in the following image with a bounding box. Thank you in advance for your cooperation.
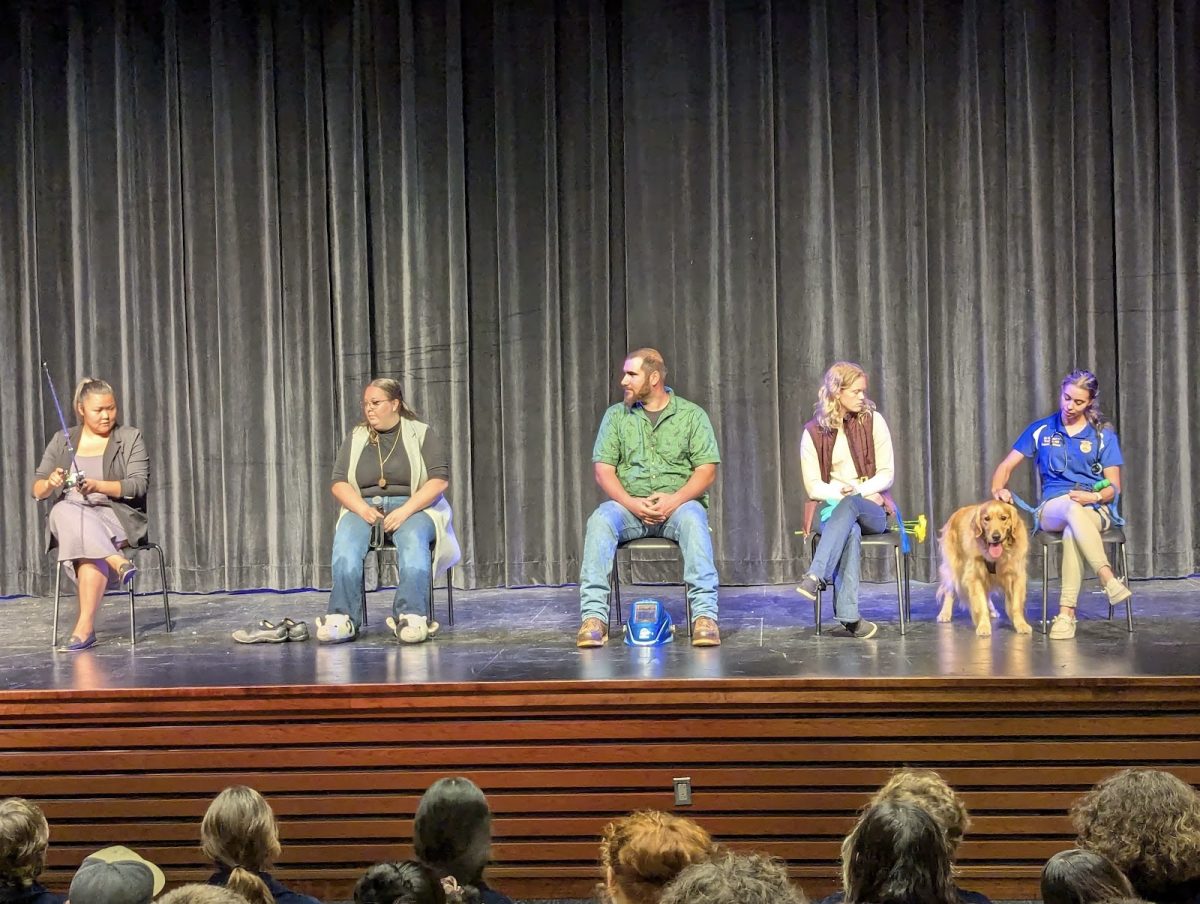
[3,577,1198,692]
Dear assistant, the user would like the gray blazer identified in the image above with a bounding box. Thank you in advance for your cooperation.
[34,424,150,552]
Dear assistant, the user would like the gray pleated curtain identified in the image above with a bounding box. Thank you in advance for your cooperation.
[2,0,1196,596]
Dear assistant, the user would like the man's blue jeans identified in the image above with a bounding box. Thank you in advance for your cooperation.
[579,500,718,624]
[809,495,888,625]
[328,496,436,628]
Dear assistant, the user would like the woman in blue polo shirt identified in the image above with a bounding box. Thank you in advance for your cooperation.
[990,370,1131,639]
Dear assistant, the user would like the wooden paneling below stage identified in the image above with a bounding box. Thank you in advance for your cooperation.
[3,677,1200,901]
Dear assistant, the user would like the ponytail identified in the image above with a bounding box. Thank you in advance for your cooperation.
[225,866,274,904]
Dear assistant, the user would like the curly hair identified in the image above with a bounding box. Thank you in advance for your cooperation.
[1071,769,1200,898]
[658,852,806,904]
[1041,849,1135,904]
[842,800,959,904]
[870,769,971,855]
[157,885,250,904]
[0,798,50,886]
[813,362,875,432]
[600,811,716,904]
[355,860,478,904]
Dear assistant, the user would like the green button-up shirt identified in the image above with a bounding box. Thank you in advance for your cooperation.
[591,391,721,506]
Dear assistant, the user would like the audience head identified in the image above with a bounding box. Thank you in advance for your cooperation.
[869,769,970,855]
[201,786,281,904]
[68,846,166,904]
[355,861,476,904]
[658,852,806,904]
[413,778,493,886]
[600,811,716,904]
[841,799,957,904]
[1042,849,1135,904]
[1072,768,1200,898]
[157,886,250,904]
[0,797,50,887]
[816,362,875,430]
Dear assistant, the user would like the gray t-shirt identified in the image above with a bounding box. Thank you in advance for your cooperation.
[330,423,449,497]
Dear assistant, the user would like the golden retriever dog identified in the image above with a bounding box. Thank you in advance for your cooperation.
[936,500,1031,636]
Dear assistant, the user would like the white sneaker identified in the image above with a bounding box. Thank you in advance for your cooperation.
[315,614,357,644]
[1105,579,1133,605]
[1048,612,1077,639]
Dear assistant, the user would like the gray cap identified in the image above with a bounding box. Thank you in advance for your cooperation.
[68,846,166,904]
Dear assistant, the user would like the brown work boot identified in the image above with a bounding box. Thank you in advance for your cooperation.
[691,616,721,647]
[576,617,609,648]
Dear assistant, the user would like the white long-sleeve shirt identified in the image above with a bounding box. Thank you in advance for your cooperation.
[800,413,895,505]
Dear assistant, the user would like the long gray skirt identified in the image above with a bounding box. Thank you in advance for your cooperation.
[48,494,128,586]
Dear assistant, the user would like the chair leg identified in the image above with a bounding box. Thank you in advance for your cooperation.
[360,550,371,627]
[810,535,821,636]
[1120,543,1133,632]
[612,552,623,626]
[685,591,693,637]
[154,544,172,632]
[904,553,912,621]
[446,567,454,627]
[1041,547,1050,635]
[52,562,63,649]
[426,563,435,624]
[128,580,136,646]
[894,546,906,635]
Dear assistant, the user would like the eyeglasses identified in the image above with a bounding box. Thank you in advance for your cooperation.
[362,398,393,411]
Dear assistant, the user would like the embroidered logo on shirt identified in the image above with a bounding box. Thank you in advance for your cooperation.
[1079,440,1093,454]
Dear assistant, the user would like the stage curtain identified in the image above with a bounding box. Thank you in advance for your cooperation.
[1,0,1195,596]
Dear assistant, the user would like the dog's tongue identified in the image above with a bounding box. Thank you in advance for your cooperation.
[988,542,1004,558]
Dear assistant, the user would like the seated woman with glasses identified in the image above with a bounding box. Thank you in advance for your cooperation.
[990,369,1130,640]
[316,378,459,644]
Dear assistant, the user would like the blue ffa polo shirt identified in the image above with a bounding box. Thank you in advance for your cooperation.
[1013,413,1123,502]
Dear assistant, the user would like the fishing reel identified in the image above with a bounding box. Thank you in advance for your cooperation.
[61,468,87,490]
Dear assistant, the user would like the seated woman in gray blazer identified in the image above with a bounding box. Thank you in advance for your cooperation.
[31,377,149,651]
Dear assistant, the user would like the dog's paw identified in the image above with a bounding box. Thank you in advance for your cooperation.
[974,623,992,637]
[936,611,953,623]
[1013,620,1033,635]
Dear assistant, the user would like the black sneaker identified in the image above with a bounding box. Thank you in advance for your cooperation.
[795,573,825,601]
[842,619,878,639]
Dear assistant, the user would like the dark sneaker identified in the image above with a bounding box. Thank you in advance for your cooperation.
[691,616,721,647]
[841,619,878,639]
[576,617,609,648]
[280,618,310,641]
[232,619,289,644]
[795,573,825,601]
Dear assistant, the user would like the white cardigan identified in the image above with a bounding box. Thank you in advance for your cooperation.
[337,421,461,575]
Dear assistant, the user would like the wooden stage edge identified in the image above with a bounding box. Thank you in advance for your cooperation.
[5,675,1200,901]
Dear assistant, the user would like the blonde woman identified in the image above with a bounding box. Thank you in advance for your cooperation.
[317,378,459,644]
[991,370,1130,639]
[202,786,321,904]
[796,363,896,638]
[600,811,715,904]
[0,797,63,904]
[31,378,149,651]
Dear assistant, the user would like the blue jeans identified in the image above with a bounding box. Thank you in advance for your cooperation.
[809,495,888,625]
[579,500,718,624]
[328,496,436,627]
